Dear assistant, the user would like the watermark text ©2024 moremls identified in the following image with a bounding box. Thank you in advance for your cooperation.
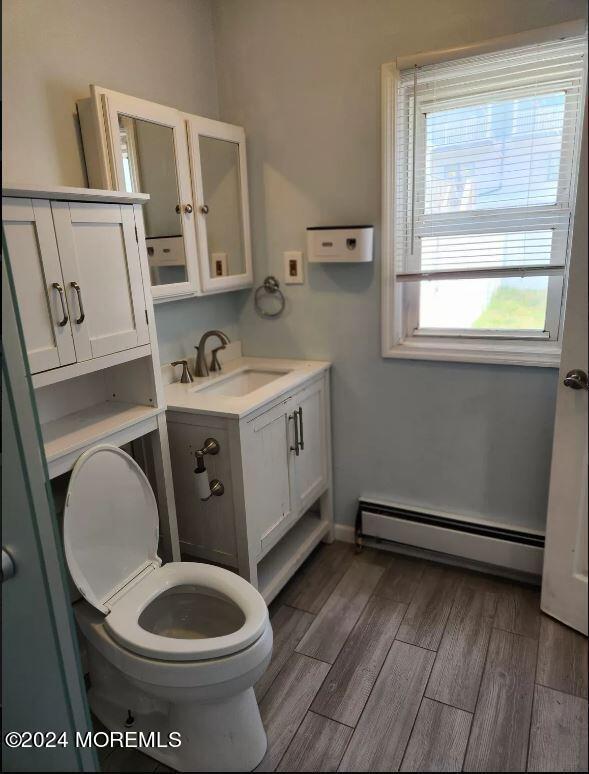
[4,730,182,750]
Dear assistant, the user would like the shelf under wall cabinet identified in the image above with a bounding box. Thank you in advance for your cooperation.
[42,401,162,479]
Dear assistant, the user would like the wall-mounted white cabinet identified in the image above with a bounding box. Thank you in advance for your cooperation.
[77,86,253,302]
[3,184,180,562]
[3,191,149,376]
[3,197,77,373]
[187,116,253,294]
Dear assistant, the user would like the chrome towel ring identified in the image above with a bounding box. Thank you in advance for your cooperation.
[254,276,285,318]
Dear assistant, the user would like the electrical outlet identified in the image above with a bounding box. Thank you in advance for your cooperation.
[284,251,304,284]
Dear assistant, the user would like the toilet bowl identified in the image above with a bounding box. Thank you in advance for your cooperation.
[63,444,273,772]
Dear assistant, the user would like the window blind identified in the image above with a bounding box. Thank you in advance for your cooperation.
[394,36,587,282]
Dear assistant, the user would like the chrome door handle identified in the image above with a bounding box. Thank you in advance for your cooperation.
[2,548,16,581]
[297,407,304,450]
[175,204,193,214]
[290,412,300,456]
[200,204,209,215]
[563,369,588,390]
[52,282,68,326]
[70,282,85,324]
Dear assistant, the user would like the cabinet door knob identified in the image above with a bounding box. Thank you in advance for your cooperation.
[52,282,69,327]
[175,204,193,214]
[200,204,209,215]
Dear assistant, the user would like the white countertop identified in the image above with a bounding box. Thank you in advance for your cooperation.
[165,356,330,419]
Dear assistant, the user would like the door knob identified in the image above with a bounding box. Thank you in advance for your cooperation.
[563,369,588,390]
[200,204,209,215]
[175,204,193,214]
[2,548,16,581]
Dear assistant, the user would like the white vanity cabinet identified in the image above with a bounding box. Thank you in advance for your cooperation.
[166,368,333,602]
[77,86,253,301]
[242,378,328,558]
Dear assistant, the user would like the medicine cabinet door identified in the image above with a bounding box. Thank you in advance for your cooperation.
[96,88,200,300]
[187,116,253,293]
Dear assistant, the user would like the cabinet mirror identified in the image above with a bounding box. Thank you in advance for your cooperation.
[77,87,253,299]
[188,117,253,293]
[118,115,188,288]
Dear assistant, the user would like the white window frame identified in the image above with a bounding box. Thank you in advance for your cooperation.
[381,26,587,368]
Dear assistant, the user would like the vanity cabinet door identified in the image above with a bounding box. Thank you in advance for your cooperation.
[242,399,295,557]
[187,116,253,293]
[2,197,76,374]
[51,201,149,360]
[291,378,328,515]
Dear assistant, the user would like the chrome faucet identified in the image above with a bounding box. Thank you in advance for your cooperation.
[194,330,230,377]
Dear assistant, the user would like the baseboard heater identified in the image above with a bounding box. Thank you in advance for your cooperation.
[355,499,544,576]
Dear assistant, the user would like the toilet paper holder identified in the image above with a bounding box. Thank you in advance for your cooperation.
[193,438,225,500]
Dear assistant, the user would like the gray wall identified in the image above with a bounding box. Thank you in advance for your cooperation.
[2,0,242,356]
[211,0,587,531]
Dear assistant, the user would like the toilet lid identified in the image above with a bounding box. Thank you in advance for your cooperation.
[63,444,160,613]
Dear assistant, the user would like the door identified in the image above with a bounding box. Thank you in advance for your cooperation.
[242,399,295,557]
[541,113,588,635]
[97,87,200,299]
[51,200,149,360]
[2,198,76,374]
[2,233,96,771]
[291,378,328,514]
[187,116,253,293]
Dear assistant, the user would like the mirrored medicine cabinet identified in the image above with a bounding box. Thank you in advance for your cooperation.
[77,86,253,301]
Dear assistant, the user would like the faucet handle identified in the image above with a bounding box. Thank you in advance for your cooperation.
[171,360,193,384]
[210,346,225,372]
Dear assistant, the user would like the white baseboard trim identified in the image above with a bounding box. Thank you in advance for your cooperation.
[334,524,355,543]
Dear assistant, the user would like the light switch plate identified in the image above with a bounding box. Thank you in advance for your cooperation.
[211,252,228,277]
[284,251,304,284]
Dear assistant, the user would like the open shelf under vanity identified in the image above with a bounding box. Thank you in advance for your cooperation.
[257,510,330,604]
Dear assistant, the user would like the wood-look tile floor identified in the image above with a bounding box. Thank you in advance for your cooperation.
[95,541,588,772]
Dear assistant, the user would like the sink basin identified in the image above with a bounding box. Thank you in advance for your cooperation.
[194,369,289,398]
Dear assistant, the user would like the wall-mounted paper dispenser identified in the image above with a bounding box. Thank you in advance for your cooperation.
[307,225,373,263]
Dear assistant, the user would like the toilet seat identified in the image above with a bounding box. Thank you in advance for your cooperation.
[63,444,162,614]
[64,445,268,663]
[104,562,268,662]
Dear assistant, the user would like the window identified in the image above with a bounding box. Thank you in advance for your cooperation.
[382,35,587,366]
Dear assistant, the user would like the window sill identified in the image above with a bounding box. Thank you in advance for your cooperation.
[383,337,561,367]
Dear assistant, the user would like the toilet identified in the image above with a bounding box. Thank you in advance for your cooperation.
[63,444,273,773]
